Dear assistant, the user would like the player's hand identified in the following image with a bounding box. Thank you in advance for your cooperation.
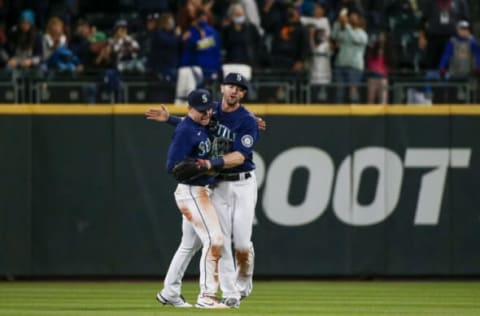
[197,159,211,170]
[145,105,170,122]
[256,117,267,131]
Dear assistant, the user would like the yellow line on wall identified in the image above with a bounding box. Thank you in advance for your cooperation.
[1,104,480,115]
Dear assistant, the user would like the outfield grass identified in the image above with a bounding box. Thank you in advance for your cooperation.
[0,280,479,316]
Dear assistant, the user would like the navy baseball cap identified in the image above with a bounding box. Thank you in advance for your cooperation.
[223,72,249,91]
[187,89,214,112]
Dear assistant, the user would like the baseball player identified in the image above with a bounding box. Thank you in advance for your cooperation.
[146,72,260,308]
[156,88,228,309]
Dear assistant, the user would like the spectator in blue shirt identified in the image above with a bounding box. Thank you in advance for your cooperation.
[180,8,222,84]
[439,20,480,80]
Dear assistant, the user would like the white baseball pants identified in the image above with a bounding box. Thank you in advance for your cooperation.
[162,184,223,298]
[160,173,257,299]
[211,172,257,297]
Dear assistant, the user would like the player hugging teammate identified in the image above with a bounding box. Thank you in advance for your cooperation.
[147,73,261,309]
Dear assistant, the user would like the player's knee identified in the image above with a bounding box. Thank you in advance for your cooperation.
[210,244,223,260]
[211,233,224,249]
[235,249,250,262]
[210,233,223,255]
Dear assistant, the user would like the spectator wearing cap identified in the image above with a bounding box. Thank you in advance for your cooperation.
[97,19,144,73]
[148,12,181,81]
[6,9,43,70]
[438,20,480,80]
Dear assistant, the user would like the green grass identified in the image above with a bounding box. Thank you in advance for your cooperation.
[1,280,480,316]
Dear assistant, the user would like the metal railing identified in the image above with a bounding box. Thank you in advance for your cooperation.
[0,70,478,105]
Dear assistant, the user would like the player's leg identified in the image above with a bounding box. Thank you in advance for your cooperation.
[159,217,201,303]
[211,183,241,302]
[232,174,258,298]
[175,184,226,307]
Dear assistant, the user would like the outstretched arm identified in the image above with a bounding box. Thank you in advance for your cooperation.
[145,105,183,126]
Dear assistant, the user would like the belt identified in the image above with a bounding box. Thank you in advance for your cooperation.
[217,172,251,181]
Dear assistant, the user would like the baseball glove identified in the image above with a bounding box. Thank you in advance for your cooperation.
[171,158,209,182]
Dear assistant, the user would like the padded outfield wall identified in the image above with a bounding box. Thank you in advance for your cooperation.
[1,105,479,277]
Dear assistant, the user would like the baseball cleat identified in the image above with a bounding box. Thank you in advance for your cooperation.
[195,296,228,309]
[156,292,192,308]
[222,297,240,308]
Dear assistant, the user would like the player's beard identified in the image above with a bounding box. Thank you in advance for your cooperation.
[226,94,239,106]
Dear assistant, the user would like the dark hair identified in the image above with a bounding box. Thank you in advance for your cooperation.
[195,9,206,19]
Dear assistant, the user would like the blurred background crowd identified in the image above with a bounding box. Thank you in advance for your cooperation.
[0,0,479,104]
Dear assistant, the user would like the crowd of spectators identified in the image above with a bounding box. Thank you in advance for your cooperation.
[0,0,479,104]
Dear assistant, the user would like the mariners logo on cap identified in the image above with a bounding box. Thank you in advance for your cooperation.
[201,93,208,103]
[236,73,242,82]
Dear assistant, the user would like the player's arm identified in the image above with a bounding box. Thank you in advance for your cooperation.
[145,105,183,126]
[207,117,258,170]
[204,151,244,170]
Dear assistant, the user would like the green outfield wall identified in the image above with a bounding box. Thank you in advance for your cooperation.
[1,105,479,277]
